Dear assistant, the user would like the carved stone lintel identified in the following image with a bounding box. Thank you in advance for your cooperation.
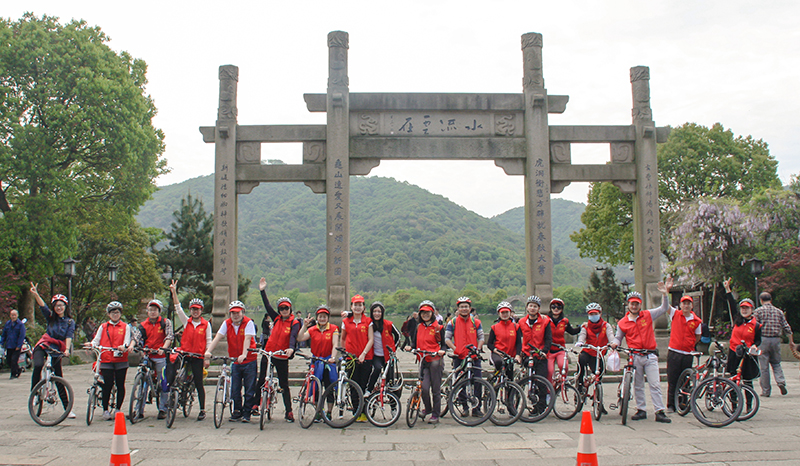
[610,142,634,163]
[494,159,524,176]
[612,180,637,194]
[303,142,326,163]
[551,180,571,193]
[550,142,571,164]
[358,114,379,135]
[237,142,261,164]
[350,158,380,176]
[304,180,326,194]
[237,181,260,194]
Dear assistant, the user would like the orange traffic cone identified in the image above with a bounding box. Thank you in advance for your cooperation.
[576,409,598,466]
[109,411,131,466]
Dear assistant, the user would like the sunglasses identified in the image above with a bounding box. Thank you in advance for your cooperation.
[550,304,563,309]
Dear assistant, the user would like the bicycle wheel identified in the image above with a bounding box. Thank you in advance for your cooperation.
[620,370,632,425]
[365,391,402,427]
[29,376,74,427]
[166,389,178,428]
[182,390,194,418]
[406,389,421,428]
[86,385,98,426]
[319,378,364,428]
[213,377,226,428]
[592,382,604,421]
[675,368,695,417]
[448,377,496,426]
[553,382,581,421]
[260,387,271,430]
[490,380,525,426]
[690,376,742,428]
[298,376,321,429]
[517,375,555,423]
[129,373,147,424]
[723,383,759,422]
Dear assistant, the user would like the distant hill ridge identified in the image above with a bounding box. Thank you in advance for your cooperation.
[137,174,593,292]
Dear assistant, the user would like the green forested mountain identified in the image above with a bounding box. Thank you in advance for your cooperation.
[137,175,592,293]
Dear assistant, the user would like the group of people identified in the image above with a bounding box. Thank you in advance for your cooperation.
[12,274,795,428]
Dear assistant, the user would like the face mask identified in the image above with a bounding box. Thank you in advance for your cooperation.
[588,314,601,323]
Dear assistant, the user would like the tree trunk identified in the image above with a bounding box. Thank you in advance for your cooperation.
[21,288,35,323]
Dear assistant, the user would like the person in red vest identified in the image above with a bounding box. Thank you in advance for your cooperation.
[546,297,580,384]
[724,283,762,409]
[366,301,401,393]
[258,277,301,422]
[297,304,340,420]
[135,299,174,420]
[404,300,445,424]
[665,295,702,413]
[445,296,485,417]
[575,302,615,413]
[206,300,257,423]
[517,295,551,377]
[88,301,131,420]
[610,277,672,423]
[170,280,212,421]
[487,301,521,379]
[340,294,374,422]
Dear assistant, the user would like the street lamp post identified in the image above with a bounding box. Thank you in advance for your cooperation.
[107,264,118,294]
[746,258,764,306]
[621,280,631,293]
[62,258,79,314]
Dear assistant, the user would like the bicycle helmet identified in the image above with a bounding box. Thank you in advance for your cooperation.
[739,298,755,309]
[147,299,163,311]
[188,298,204,309]
[316,305,330,315]
[106,301,123,313]
[626,291,643,303]
[496,301,513,313]
[418,300,435,312]
[276,297,292,309]
[550,298,564,308]
[456,296,471,305]
[585,302,602,313]
[51,294,68,305]
[526,295,542,305]
[228,300,245,312]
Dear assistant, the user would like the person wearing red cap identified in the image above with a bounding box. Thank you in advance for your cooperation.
[405,300,445,423]
[340,294,374,422]
[135,298,173,419]
[206,300,258,422]
[546,298,580,385]
[445,296,486,416]
[258,277,301,422]
[665,295,702,413]
[724,279,762,401]
[487,302,521,379]
[297,305,339,419]
[610,277,672,423]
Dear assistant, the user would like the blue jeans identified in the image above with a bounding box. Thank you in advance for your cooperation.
[231,360,258,415]
[151,357,168,411]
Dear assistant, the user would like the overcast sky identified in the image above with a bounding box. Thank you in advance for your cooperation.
[6,1,799,218]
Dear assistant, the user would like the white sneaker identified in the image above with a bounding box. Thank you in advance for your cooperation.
[102,410,112,421]
[67,411,77,419]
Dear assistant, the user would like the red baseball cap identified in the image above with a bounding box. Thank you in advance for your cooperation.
[351,294,365,304]
[680,296,693,303]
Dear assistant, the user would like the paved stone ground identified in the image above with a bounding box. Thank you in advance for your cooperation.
[1,356,800,466]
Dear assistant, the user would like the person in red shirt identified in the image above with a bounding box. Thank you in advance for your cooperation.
[87,301,131,420]
[297,305,339,419]
[135,299,174,420]
[517,295,551,378]
[366,301,401,393]
[665,295,702,413]
[258,277,301,422]
[575,303,615,414]
[487,301,521,379]
[445,296,485,417]
[340,294,374,422]
[724,284,762,406]
[206,300,258,423]
[546,298,580,384]
[405,300,445,424]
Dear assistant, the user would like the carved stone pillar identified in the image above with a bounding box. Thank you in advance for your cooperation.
[326,32,350,318]
[521,33,553,303]
[630,66,663,319]
[212,65,239,329]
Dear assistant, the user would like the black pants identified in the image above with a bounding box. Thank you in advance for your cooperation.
[31,347,69,408]
[367,355,395,392]
[348,359,372,408]
[6,347,21,377]
[666,350,694,410]
[490,352,514,380]
[270,357,293,414]
[577,351,606,390]
[167,356,206,410]
[101,367,127,411]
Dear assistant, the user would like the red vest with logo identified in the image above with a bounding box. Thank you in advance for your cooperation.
[377,319,397,354]
[308,323,338,358]
[519,314,551,356]
[141,317,168,359]
[180,318,209,356]
[617,310,657,350]
[451,315,481,358]
[669,311,701,352]
[343,315,373,359]
[550,317,570,349]
[730,318,758,349]
[584,321,610,357]
[415,321,442,362]
[265,314,296,356]
[491,319,518,356]
[99,321,128,363]
[225,316,257,364]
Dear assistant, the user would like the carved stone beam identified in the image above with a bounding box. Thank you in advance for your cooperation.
[304,93,569,114]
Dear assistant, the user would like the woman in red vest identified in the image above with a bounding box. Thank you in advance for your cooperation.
[88,301,131,420]
[366,301,400,393]
[546,298,580,384]
[405,300,445,424]
[725,293,762,385]
[340,294,374,422]
[297,305,339,418]
[487,301,521,378]
[575,303,615,403]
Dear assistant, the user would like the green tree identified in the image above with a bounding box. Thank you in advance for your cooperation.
[0,14,166,319]
[571,123,781,266]
[553,285,585,318]
[583,269,625,321]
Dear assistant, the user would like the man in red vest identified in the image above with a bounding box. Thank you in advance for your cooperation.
[136,299,174,419]
[445,297,485,417]
[206,300,258,423]
[611,277,672,423]
[666,295,702,413]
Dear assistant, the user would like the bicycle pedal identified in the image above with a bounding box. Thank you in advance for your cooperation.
[276,388,283,393]
[609,403,618,410]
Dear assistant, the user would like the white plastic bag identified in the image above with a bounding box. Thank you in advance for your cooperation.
[607,349,621,372]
